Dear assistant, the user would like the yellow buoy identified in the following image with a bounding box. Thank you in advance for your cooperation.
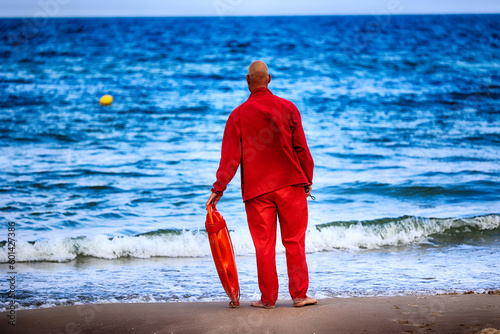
[99,94,113,106]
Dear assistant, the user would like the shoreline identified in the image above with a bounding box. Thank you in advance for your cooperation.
[2,294,499,333]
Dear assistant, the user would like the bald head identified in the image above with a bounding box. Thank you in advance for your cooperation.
[248,60,269,80]
[246,60,271,92]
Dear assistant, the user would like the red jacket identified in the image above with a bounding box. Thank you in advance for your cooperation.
[212,87,314,202]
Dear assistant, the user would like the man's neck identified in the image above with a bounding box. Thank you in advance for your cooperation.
[250,85,268,92]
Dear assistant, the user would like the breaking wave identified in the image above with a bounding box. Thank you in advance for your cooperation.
[1,214,498,263]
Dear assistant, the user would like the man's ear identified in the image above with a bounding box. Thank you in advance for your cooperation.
[268,74,272,84]
[246,75,250,84]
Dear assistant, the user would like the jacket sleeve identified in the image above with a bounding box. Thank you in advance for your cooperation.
[211,110,242,194]
[290,104,314,185]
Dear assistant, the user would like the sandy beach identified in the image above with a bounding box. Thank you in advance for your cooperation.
[2,294,499,334]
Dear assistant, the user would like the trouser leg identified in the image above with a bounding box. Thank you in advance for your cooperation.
[245,193,279,305]
[275,185,309,299]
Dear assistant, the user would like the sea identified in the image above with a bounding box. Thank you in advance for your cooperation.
[1,14,499,310]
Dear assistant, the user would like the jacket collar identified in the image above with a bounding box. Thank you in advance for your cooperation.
[249,87,273,97]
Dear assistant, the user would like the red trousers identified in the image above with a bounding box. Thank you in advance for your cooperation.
[244,185,309,305]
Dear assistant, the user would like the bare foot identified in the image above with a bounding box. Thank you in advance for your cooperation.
[293,296,318,307]
[251,300,275,309]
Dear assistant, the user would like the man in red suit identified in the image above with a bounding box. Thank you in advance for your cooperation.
[206,60,317,309]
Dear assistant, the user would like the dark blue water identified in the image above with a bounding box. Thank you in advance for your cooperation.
[1,15,499,309]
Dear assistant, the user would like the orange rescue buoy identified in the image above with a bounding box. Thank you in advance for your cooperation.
[205,204,240,308]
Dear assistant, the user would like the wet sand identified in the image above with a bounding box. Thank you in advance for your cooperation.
[2,294,499,334]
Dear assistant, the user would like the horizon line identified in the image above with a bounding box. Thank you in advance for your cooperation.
[1,12,499,19]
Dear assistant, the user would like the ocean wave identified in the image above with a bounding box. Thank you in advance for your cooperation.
[1,214,498,263]
[310,214,500,250]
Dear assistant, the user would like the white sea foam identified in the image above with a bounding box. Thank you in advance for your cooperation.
[1,215,498,263]
[307,214,500,251]
[2,232,212,262]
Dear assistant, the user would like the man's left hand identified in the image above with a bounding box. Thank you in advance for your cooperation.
[305,185,312,197]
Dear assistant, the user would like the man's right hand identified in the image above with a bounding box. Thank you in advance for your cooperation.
[206,192,222,208]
